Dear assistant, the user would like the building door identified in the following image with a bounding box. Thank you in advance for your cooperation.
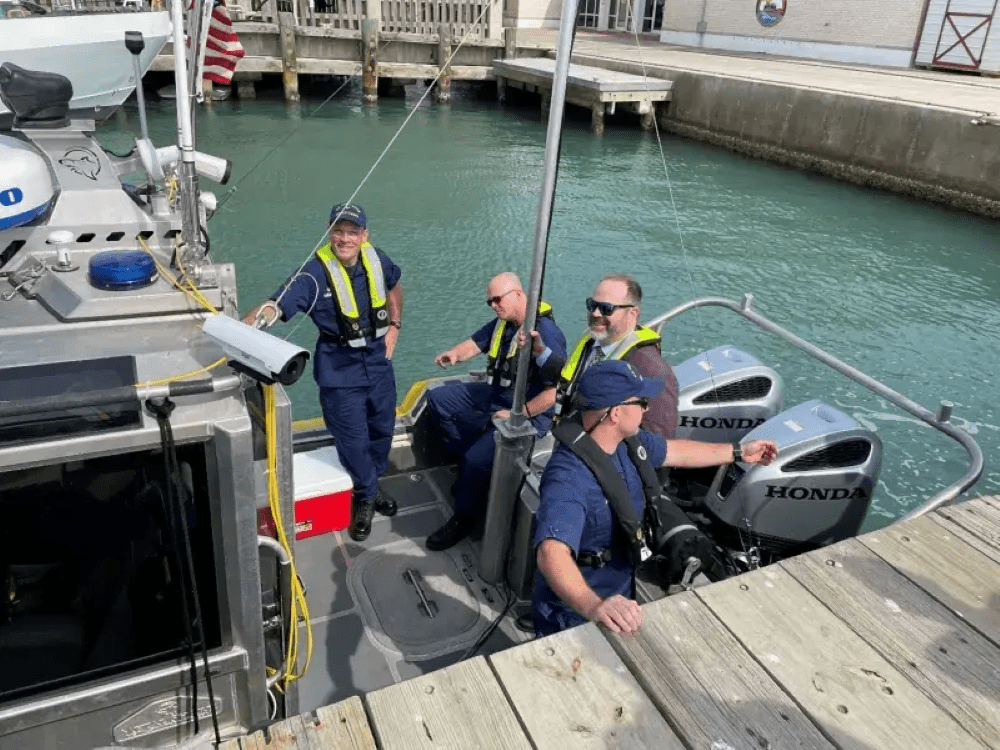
[931,0,998,70]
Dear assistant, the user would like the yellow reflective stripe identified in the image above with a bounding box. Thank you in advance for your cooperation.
[560,333,593,382]
[360,242,387,307]
[488,319,507,360]
[317,243,360,319]
[539,301,552,316]
[613,326,660,360]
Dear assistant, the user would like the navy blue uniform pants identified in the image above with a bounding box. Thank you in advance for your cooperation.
[319,369,396,498]
[427,381,548,524]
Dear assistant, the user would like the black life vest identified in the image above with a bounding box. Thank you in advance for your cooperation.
[551,416,719,584]
[551,416,662,566]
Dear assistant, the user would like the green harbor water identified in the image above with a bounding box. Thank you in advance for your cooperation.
[100,79,1000,529]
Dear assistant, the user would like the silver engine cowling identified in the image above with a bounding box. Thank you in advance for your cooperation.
[674,345,784,443]
[704,399,882,559]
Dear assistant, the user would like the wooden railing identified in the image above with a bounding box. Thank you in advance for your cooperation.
[228,0,501,38]
[31,0,153,10]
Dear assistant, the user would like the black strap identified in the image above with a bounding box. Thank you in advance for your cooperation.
[551,416,655,565]
[623,435,667,534]
[576,548,613,568]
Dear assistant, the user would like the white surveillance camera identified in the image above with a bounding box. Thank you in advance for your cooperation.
[202,315,310,385]
[155,145,233,184]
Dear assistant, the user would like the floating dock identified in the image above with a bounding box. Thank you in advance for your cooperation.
[494,58,673,136]
[221,494,1000,749]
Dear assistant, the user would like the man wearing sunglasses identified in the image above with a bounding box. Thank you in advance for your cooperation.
[425,272,567,551]
[243,204,402,543]
[531,274,678,439]
[532,360,777,637]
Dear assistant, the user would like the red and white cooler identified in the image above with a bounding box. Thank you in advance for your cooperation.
[290,446,354,539]
[258,445,354,541]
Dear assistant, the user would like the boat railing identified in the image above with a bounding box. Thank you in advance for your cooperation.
[645,294,984,523]
[230,0,500,39]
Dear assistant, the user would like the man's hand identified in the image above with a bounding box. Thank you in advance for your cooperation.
[584,595,642,635]
[742,440,778,465]
[493,409,511,420]
[435,349,458,368]
[243,301,280,330]
[516,329,546,357]
[384,327,399,360]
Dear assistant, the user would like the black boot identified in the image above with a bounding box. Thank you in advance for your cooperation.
[426,514,472,551]
[373,489,397,517]
[349,491,375,542]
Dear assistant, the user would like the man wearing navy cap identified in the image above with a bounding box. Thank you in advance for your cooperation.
[244,204,403,542]
[532,360,777,637]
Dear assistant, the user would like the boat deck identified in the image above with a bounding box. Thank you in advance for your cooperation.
[222,495,1000,749]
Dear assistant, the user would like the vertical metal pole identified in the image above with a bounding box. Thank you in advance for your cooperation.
[169,0,203,262]
[478,0,580,585]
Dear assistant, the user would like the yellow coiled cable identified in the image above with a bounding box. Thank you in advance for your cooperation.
[264,383,314,689]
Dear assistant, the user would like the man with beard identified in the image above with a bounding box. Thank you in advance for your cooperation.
[532,274,678,439]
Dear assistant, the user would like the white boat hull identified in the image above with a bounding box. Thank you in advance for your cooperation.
[0,11,171,121]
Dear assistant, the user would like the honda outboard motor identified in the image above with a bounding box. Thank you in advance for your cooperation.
[674,345,784,442]
[668,346,784,506]
[704,399,882,561]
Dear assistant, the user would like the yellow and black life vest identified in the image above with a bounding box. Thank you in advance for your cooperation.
[485,302,553,388]
[554,325,661,417]
[316,241,389,348]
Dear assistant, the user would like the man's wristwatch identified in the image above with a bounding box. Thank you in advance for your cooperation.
[389,320,401,329]
[732,443,743,463]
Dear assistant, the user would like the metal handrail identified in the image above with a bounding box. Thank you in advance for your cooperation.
[646,294,984,523]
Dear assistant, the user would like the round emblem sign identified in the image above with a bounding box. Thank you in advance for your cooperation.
[756,0,786,27]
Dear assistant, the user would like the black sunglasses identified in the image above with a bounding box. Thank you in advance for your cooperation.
[486,289,516,307]
[618,397,649,410]
[586,297,635,317]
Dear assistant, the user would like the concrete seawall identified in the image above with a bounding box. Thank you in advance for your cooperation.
[660,73,1000,219]
[555,34,1000,219]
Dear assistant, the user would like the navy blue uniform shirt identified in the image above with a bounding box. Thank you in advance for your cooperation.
[274,247,401,389]
[532,429,666,636]
[470,314,567,411]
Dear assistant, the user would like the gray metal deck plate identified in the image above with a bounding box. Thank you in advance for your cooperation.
[354,539,484,654]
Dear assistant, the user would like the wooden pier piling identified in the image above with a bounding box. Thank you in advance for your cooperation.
[277,11,300,103]
[436,24,452,104]
[362,19,379,105]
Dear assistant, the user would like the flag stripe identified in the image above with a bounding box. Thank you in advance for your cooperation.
[203,5,244,85]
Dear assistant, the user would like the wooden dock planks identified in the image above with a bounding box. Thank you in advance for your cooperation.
[697,563,986,750]
[489,623,683,748]
[606,591,835,750]
[365,657,531,749]
[227,496,1000,749]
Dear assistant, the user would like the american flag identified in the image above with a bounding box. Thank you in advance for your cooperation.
[202,2,245,86]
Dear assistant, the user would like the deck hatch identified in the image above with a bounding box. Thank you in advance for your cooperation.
[357,542,483,655]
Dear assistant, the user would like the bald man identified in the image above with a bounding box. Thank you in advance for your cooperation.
[425,273,567,551]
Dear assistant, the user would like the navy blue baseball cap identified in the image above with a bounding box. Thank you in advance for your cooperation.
[574,360,664,410]
[330,203,367,228]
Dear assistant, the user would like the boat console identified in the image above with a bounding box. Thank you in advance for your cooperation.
[0,66,285,748]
